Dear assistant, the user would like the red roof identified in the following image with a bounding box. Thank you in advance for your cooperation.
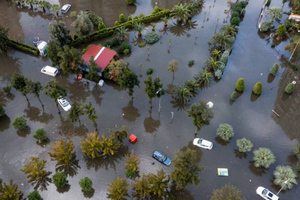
[81,44,116,72]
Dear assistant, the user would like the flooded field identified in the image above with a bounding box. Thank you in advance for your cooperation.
[0,0,299,199]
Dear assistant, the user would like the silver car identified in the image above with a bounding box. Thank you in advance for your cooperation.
[193,138,213,150]
[57,97,72,112]
[61,4,71,14]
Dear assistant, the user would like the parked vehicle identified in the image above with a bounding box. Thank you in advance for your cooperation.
[37,41,47,56]
[41,66,58,77]
[57,97,71,112]
[152,151,171,166]
[256,186,279,200]
[193,138,213,150]
[61,4,71,14]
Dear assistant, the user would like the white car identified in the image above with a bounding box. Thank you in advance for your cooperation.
[193,138,213,150]
[41,66,58,77]
[61,4,71,14]
[57,97,71,112]
[256,186,279,200]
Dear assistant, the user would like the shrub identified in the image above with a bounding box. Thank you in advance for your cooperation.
[220,50,230,65]
[13,117,27,130]
[117,42,132,54]
[114,21,119,26]
[276,24,286,37]
[219,62,226,72]
[3,85,11,94]
[33,128,48,144]
[126,0,137,5]
[216,123,234,142]
[240,8,246,17]
[231,17,241,26]
[73,34,78,40]
[260,21,273,32]
[232,11,240,18]
[79,177,93,192]
[98,22,106,30]
[0,103,5,117]
[144,31,159,44]
[239,1,247,8]
[52,172,67,188]
[70,11,77,18]
[146,68,153,75]
[138,42,146,47]
[270,63,279,75]
[253,148,276,168]
[291,65,298,71]
[119,14,126,23]
[285,82,295,94]
[266,0,271,7]
[153,6,160,14]
[111,38,120,47]
[27,190,42,200]
[271,43,276,48]
[214,69,222,79]
[253,82,262,95]
[188,60,195,67]
[233,5,242,14]
[139,13,145,18]
[236,138,253,152]
[104,40,112,47]
[128,16,132,21]
[230,91,237,101]
[236,78,245,92]
[123,49,130,55]
[133,15,138,20]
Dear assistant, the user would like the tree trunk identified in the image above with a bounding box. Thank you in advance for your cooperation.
[56,102,61,114]
[38,96,44,107]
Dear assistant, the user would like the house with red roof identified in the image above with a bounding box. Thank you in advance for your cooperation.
[80,44,116,76]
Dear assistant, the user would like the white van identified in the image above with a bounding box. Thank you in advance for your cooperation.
[61,4,71,14]
[41,66,58,77]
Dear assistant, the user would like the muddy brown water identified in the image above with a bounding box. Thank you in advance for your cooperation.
[0,0,299,199]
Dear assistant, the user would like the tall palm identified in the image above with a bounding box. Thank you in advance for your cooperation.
[116,26,129,41]
[195,69,213,86]
[38,1,51,13]
[220,24,238,36]
[28,80,43,107]
[134,22,145,37]
[100,135,121,156]
[184,80,199,96]
[171,4,190,23]
[43,80,67,114]
[268,7,283,22]
[205,57,221,71]
[168,59,178,80]
[84,101,98,128]
[51,4,60,16]
[210,49,221,60]
[131,174,151,199]
[210,32,233,49]
[107,178,129,200]
[148,169,169,198]
[173,86,192,104]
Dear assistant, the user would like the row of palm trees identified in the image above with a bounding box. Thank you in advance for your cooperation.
[12,0,62,15]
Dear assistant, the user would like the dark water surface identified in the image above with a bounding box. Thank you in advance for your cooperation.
[0,0,299,199]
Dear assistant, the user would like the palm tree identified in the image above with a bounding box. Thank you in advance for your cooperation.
[0,179,23,199]
[171,4,190,23]
[273,165,297,190]
[168,59,178,80]
[210,49,221,60]
[116,26,129,41]
[125,150,140,178]
[173,86,192,104]
[107,177,129,200]
[184,80,199,96]
[195,69,213,86]
[80,131,102,158]
[51,4,60,16]
[134,22,145,37]
[38,1,51,13]
[11,73,31,101]
[68,101,84,124]
[216,123,234,142]
[151,23,156,31]
[43,80,67,114]
[253,148,276,168]
[24,0,35,9]
[205,58,222,72]
[268,7,283,22]
[148,169,169,198]
[132,175,151,199]
[20,156,48,183]
[28,80,43,107]
[161,16,168,27]
[210,32,233,49]
[236,138,253,153]
[48,138,76,167]
[84,101,98,128]
[100,135,121,156]
[220,24,238,36]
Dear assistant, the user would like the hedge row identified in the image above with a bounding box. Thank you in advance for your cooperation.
[8,39,39,56]
[70,9,171,47]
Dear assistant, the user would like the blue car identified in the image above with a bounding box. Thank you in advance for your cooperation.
[152,151,171,166]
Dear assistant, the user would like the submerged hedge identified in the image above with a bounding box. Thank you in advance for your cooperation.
[8,39,39,56]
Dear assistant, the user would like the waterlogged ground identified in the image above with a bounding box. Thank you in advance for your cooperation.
[0,0,299,199]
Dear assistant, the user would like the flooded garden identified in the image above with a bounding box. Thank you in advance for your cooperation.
[0,0,299,199]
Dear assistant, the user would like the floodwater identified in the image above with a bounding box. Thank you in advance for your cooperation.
[0,0,299,199]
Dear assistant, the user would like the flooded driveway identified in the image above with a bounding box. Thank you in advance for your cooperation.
[0,0,299,199]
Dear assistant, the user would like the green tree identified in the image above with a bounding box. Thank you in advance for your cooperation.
[125,150,140,178]
[27,80,43,106]
[52,172,67,188]
[210,183,245,200]
[144,76,163,107]
[253,148,276,168]
[33,128,48,144]
[79,177,93,192]
[12,117,27,130]
[115,26,129,41]
[230,91,237,101]
[3,85,12,95]
[11,73,30,101]
[210,49,222,60]
[205,58,221,72]
[173,86,192,104]
[43,80,67,113]
[184,80,199,96]
[20,157,48,183]
[107,177,129,200]
[68,101,84,124]
[49,20,71,47]
[195,69,213,86]
[0,25,9,53]
[107,59,128,77]
[273,165,297,190]
[210,32,233,50]
[72,11,93,37]
[171,148,204,190]
[51,4,60,16]
[85,11,103,27]
[216,123,234,142]
[48,137,76,167]
[84,101,98,128]
[253,82,262,95]
[0,103,5,117]
[126,0,137,5]
[117,69,140,98]
[85,56,100,82]
[285,82,295,94]
[134,22,145,37]
[171,4,190,23]
[148,169,169,198]
[270,63,279,75]
[276,24,286,37]
[187,100,214,135]
[0,179,23,200]
[27,190,42,200]
[220,24,238,36]
[24,0,35,9]
[168,59,178,80]
[268,7,283,22]
[295,140,300,157]
[109,125,129,143]
[100,135,121,156]
[47,40,62,66]
[80,131,102,158]
[260,21,273,32]
[235,78,245,92]
[131,174,151,199]
[119,14,126,23]
[58,45,81,74]
[236,138,253,153]
[38,1,51,13]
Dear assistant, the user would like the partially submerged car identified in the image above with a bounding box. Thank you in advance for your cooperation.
[152,151,171,166]
[41,66,58,77]
[61,4,71,14]
[57,97,71,112]
[193,138,213,150]
[256,186,279,200]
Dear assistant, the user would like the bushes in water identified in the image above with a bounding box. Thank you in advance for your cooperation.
[236,78,245,92]
[123,49,130,55]
[253,82,262,95]
[220,50,230,65]
[285,82,295,94]
[144,31,159,44]
[146,68,153,75]
[188,60,195,67]
[117,42,132,54]
[260,21,273,32]
[230,91,237,101]
[231,17,240,26]
[138,42,146,47]
[270,63,279,75]
[232,11,240,18]
[214,69,222,79]
[119,14,126,23]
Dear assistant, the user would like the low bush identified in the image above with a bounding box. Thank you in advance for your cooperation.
[270,63,279,75]
[144,31,159,44]
[253,82,262,95]
[214,69,222,79]
[13,117,27,130]
[291,65,298,71]
[3,85,11,94]
[79,177,93,192]
[146,68,153,75]
[52,172,67,188]
[230,91,237,101]
[271,43,276,48]
[276,24,286,37]
[119,14,126,23]
[232,11,240,18]
[98,22,106,30]
[285,82,295,94]
[70,11,77,18]
[111,38,120,47]
[239,1,247,8]
[104,40,112,47]
[231,17,240,26]
[233,5,242,14]
[188,60,195,67]
[260,21,273,32]
[117,42,132,54]
[133,15,139,20]
[152,6,161,14]
[220,50,230,65]
[128,16,132,21]
[27,190,42,200]
[138,42,146,47]
[217,123,234,142]
[123,49,130,55]
[126,0,137,5]
[114,21,119,26]
[8,39,39,56]
[236,78,245,92]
